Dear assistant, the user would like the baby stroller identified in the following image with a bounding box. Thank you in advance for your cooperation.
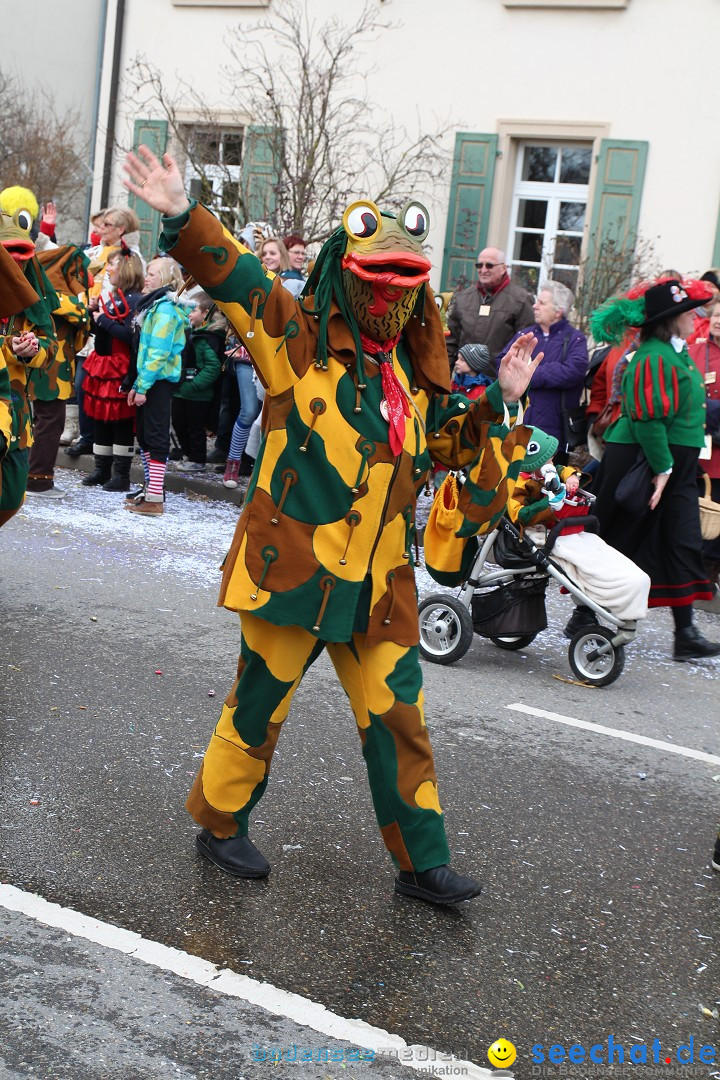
[418,506,639,687]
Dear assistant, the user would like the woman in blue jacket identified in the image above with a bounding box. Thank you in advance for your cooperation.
[498,280,588,457]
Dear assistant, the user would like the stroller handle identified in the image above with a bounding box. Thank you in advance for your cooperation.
[545,514,600,553]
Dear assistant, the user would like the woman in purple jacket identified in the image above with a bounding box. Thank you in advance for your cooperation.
[498,281,588,459]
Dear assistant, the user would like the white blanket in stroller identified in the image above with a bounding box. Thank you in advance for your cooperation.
[525,528,650,622]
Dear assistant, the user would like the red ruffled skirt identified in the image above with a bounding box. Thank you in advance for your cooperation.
[83,341,136,422]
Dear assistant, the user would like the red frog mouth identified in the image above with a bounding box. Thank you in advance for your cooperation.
[1,239,35,265]
[342,250,431,317]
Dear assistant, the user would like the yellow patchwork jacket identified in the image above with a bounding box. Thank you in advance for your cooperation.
[1,311,56,451]
[163,204,531,644]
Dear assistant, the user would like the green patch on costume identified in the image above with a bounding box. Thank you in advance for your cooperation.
[258,565,361,641]
[360,712,449,870]
[272,406,351,523]
[385,644,423,705]
[0,448,28,511]
[335,368,391,444]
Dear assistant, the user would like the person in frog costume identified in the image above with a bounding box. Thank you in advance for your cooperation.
[0,186,57,526]
[27,234,91,497]
[0,243,41,507]
[125,146,543,905]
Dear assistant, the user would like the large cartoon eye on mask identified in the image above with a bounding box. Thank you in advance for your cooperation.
[343,200,381,241]
[399,201,429,242]
[14,208,33,233]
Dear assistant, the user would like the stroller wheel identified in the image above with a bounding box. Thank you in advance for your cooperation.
[568,625,625,687]
[418,593,474,665]
[488,633,537,651]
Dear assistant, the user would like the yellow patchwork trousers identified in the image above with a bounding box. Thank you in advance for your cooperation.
[186,612,450,871]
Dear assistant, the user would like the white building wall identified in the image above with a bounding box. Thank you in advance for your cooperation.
[3,0,106,242]
[99,0,720,281]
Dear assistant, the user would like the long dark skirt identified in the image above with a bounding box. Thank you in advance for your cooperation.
[595,442,712,608]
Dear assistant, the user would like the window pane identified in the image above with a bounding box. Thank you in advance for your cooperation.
[222,180,240,207]
[558,201,586,231]
[554,235,582,266]
[188,177,204,201]
[513,265,539,294]
[191,130,220,164]
[522,147,557,183]
[560,148,592,184]
[222,133,243,166]
[551,267,579,293]
[514,232,544,263]
[517,199,547,229]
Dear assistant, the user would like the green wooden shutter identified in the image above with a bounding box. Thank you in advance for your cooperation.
[588,139,648,256]
[241,125,280,222]
[128,119,168,260]
[441,133,498,291]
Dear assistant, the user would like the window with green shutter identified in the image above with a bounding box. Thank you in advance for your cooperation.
[128,119,168,260]
[587,139,648,258]
[241,125,280,223]
[441,133,498,291]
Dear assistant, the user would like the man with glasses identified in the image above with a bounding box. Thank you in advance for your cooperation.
[447,246,534,367]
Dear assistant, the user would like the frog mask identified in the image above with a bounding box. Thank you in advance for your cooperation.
[0,186,39,265]
[339,199,431,344]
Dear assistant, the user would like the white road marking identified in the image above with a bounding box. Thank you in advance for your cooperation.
[0,883,498,1079]
[507,703,720,766]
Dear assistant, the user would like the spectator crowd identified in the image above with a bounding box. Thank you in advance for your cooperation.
[2,185,720,661]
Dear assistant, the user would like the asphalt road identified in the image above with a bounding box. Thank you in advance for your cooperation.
[2,471,720,1078]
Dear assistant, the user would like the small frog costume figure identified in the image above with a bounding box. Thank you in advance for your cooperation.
[125,146,543,905]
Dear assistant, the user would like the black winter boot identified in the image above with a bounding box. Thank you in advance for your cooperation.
[82,453,113,486]
[673,625,720,662]
[103,455,132,491]
[564,605,600,639]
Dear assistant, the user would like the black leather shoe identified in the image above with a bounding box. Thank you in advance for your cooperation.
[195,829,270,878]
[564,605,599,639]
[673,625,720,662]
[394,865,482,906]
[65,441,93,458]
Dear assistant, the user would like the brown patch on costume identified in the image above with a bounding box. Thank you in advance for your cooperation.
[244,488,320,589]
[380,821,414,871]
[385,456,416,520]
[385,700,440,809]
[365,436,395,468]
[172,206,241,289]
[403,289,452,395]
[0,243,38,318]
[266,390,294,431]
[366,564,420,647]
[459,487,507,530]
[218,509,251,607]
[237,720,284,765]
[37,245,87,297]
[186,764,239,838]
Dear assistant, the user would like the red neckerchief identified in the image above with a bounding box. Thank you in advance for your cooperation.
[359,331,401,355]
[360,331,409,456]
[476,273,510,302]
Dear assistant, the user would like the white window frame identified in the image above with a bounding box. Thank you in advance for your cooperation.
[183,126,244,229]
[172,1,269,7]
[507,141,592,294]
[504,0,628,8]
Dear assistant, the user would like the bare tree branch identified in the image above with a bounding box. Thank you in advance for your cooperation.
[0,71,89,230]
[123,0,451,244]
